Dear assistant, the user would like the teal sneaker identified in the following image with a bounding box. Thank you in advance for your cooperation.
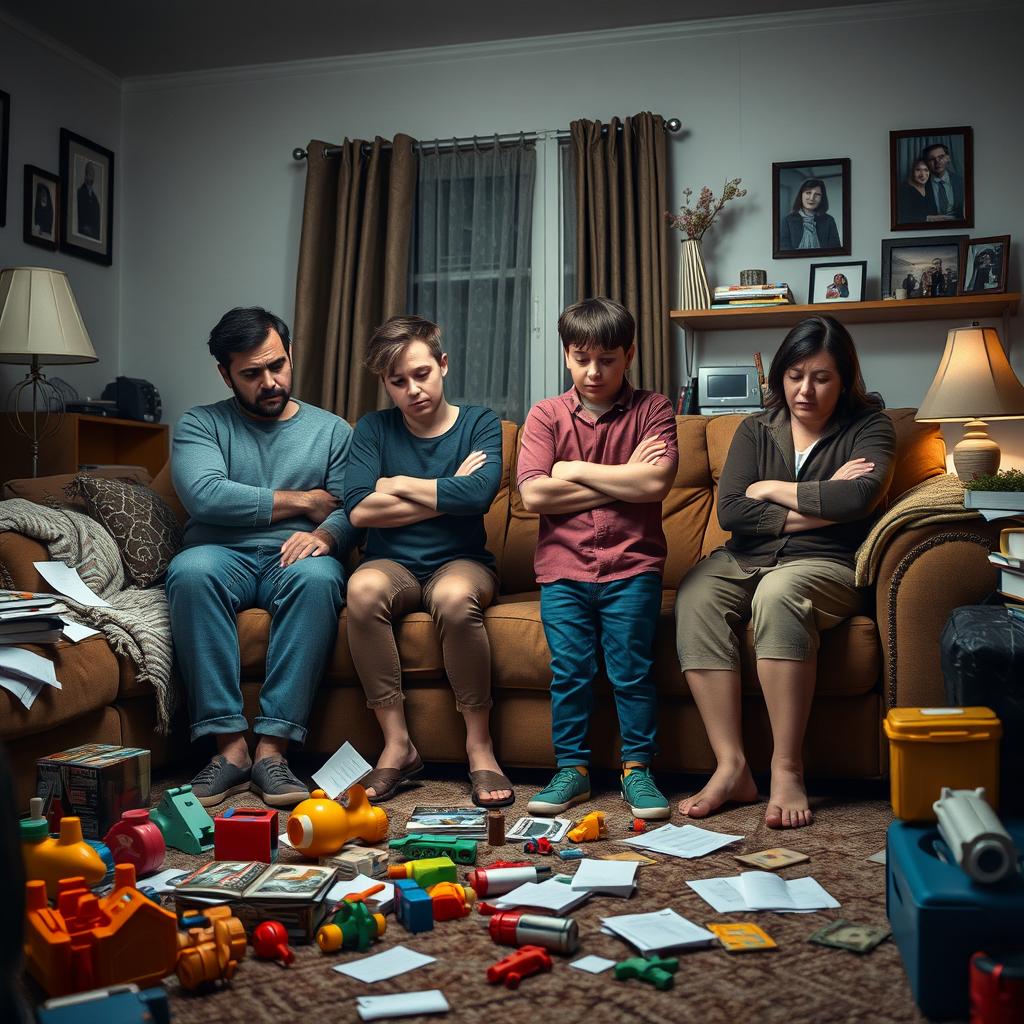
[621,766,671,820]
[527,767,591,815]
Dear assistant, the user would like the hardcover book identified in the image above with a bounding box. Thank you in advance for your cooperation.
[404,805,487,837]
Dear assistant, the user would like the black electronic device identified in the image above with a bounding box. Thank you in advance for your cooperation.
[66,400,118,417]
[101,377,162,423]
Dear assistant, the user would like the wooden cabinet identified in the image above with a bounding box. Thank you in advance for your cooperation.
[0,413,170,482]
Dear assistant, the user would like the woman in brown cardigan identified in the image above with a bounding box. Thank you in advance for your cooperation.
[674,316,895,828]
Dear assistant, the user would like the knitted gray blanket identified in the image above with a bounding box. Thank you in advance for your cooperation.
[0,498,176,731]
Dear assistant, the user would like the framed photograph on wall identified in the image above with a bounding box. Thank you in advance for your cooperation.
[881,235,966,299]
[959,235,1010,294]
[772,157,851,259]
[0,90,10,228]
[23,165,59,250]
[808,260,867,303]
[59,128,114,265]
[889,126,973,230]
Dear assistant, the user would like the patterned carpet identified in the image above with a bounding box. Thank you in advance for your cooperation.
[143,765,934,1024]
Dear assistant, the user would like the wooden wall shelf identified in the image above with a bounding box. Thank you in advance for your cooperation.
[670,293,1020,331]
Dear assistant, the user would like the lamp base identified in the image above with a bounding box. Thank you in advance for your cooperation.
[952,419,1000,482]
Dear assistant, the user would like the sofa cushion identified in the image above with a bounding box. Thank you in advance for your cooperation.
[663,417,714,589]
[2,467,152,511]
[66,475,183,587]
[883,408,946,504]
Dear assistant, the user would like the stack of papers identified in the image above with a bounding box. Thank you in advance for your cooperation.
[495,875,591,913]
[620,822,744,858]
[570,858,637,898]
[602,908,716,954]
[687,871,840,913]
[0,647,61,708]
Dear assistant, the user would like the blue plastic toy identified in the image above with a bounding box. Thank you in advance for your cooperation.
[557,847,584,861]
[394,877,434,933]
[37,984,170,1024]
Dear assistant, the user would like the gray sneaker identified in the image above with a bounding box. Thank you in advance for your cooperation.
[250,757,310,808]
[189,755,251,807]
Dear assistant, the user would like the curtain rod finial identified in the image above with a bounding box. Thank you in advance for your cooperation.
[293,147,308,161]
[665,118,682,133]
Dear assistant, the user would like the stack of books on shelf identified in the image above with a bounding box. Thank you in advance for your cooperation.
[713,284,794,308]
[989,527,1024,619]
[0,591,66,645]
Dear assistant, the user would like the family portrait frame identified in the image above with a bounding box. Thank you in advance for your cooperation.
[808,260,867,304]
[772,157,851,259]
[880,234,967,300]
[889,126,973,231]
[59,128,114,266]
[0,90,10,229]
[23,165,59,251]
[959,235,1010,295]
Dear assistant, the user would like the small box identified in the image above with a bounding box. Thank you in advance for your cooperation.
[887,819,1024,1020]
[214,807,278,863]
[883,707,1001,821]
[36,744,151,839]
[319,846,389,879]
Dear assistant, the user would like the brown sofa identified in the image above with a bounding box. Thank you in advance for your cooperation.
[0,410,1002,805]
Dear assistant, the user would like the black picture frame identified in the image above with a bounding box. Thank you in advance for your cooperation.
[881,235,967,300]
[23,165,59,251]
[808,260,867,304]
[0,90,10,229]
[59,128,114,266]
[959,235,1010,295]
[889,126,973,231]
[772,157,851,259]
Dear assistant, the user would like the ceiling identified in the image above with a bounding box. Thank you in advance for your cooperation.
[0,0,901,78]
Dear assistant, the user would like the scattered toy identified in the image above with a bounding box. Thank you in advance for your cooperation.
[393,878,434,934]
[523,836,553,855]
[252,920,294,966]
[557,847,584,861]
[214,807,278,864]
[568,811,606,843]
[630,818,648,834]
[103,809,167,876]
[614,955,678,990]
[36,984,169,1024]
[287,785,388,858]
[486,945,552,989]
[21,799,108,898]
[427,881,476,920]
[388,855,458,889]
[149,786,214,855]
[316,891,387,953]
[467,861,552,897]
[390,834,477,864]
[175,905,248,990]
[488,910,579,954]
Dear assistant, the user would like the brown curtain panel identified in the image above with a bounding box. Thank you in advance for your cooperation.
[570,113,671,393]
[293,135,416,420]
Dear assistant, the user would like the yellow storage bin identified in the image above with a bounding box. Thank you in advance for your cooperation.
[883,706,1001,822]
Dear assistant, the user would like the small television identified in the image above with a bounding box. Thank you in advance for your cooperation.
[697,365,763,415]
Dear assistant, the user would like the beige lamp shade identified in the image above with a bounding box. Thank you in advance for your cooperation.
[0,267,97,365]
[916,325,1024,422]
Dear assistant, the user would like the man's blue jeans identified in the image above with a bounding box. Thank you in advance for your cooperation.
[539,572,662,767]
[165,544,345,743]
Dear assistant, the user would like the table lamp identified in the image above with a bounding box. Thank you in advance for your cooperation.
[916,323,1024,481]
[0,267,98,476]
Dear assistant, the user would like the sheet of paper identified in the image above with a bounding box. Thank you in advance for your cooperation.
[33,562,110,607]
[495,877,591,913]
[621,822,743,858]
[779,876,840,911]
[867,849,887,865]
[355,990,450,1021]
[0,646,59,686]
[688,873,840,913]
[686,876,750,914]
[601,908,715,954]
[326,873,394,913]
[569,955,616,974]
[0,674,44,709]
[335,945,435,983]
[313,741,373,799]
[143,867,194,892]
[60,616,100,642]
[570,858,638,897]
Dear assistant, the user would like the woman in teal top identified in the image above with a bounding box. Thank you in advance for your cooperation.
[344,315,514,808]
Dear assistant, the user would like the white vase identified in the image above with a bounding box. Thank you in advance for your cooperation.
[679,238,712,310]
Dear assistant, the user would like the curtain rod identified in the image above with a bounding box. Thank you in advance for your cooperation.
[291,118,682,160]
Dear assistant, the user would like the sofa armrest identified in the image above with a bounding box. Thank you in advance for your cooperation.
[0,531,51,591]
[874,520,1003,709]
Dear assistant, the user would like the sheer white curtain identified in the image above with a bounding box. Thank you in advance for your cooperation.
[411,139,536,421]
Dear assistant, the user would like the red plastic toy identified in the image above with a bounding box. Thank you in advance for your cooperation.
[103,809,166,876]
[630,818,648,834]
[214,807,278,864]
[486,945,552,989]
[252,920,295,966]
[523,837,553,855]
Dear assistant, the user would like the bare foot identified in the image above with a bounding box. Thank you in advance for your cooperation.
[677,759,758,818]
[467,743,511,803]
[364,740,420,799]
[765,767,813,828]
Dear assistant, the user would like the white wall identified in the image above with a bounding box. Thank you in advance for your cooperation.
[0,18,121,403]
[111,0,1023,465]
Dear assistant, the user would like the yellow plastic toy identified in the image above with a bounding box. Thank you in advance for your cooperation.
[286,784,389,857]
[21,799,107,898]
[568,811,607,843]
[175,904,248,990]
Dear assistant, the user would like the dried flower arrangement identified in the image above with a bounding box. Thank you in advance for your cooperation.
[666,178,748,241]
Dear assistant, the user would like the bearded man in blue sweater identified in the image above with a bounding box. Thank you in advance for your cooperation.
[166,307,358,808]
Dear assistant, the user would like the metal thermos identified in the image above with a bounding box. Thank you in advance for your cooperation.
[488,910,579,954]
[467,864,551,897]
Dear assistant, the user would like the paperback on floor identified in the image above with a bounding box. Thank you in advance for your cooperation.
[173,860,337,941]
[404,805,487,837]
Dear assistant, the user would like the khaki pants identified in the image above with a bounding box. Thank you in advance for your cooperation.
[346,558,499,711]
[674,549,866,672]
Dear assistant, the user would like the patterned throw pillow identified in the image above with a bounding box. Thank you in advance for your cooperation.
[65,475,183,588]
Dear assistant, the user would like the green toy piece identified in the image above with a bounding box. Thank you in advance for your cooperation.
[149,785,214,854]
[389,834,478,865]
[614,955,679,991]
[316,899,386,953]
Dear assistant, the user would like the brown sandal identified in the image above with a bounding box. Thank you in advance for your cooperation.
[468,769,516,808]
[362,755,424,803]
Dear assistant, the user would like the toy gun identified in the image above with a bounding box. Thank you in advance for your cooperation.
[486,945,552,989]
[933,787,1020,885]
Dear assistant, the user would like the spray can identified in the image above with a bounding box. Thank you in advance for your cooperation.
[467,862,552,897]
[488,910,579,954]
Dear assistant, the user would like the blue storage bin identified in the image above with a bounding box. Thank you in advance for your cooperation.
[886,819,1024,1020]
